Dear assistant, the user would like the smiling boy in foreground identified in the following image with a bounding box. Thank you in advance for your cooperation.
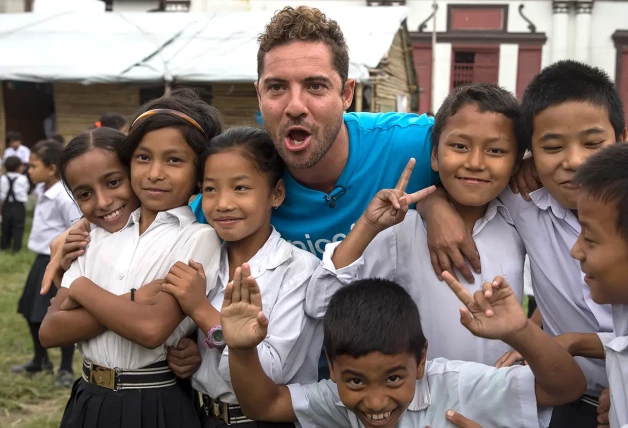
[221,264,585,427]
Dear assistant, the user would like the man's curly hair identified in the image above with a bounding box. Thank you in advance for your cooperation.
[257,6,350,85]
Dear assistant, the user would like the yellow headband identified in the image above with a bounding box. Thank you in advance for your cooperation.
[129,109,208,139]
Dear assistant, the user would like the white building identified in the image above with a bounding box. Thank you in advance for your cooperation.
[191,0,628,123]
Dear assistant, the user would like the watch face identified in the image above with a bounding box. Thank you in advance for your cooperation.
[212,329,224,343]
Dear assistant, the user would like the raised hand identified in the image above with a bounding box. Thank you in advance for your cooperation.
[221,264,268,350]
[162,260,208,318]
[362,158,436,232]
[442,272,528,341]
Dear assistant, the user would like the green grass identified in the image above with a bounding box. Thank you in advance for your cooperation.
[0,215,81,427]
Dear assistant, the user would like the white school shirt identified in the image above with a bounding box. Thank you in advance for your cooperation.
[3,145,31,164]
[499,188,612,396]
[28,182,82,255]
[61,206,221,369]
[192,227,323,404]
[288,358,552,428]
[0,172,29,203]
[597,305,628,428]
[307,202,525,366]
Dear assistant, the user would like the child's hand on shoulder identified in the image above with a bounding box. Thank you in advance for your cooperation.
[441,272,528,342]
[221,264,268,349]
[162,260,208,318]
[362,158,435,232]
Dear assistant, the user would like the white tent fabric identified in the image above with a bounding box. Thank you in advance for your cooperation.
[0,7,407,85]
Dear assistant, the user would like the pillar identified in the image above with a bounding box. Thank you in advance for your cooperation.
[551,1,570,62]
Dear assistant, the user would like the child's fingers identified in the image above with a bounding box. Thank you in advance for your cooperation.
[473,289,494,317]
[385,190,401,210]
[160,282,180,297]
[240,263,252,278]
[406,185,437,205]
[495,351,523,368]
[188,260,206,279]
[257,311,269,330]
[222,282,234,309]
[231,268,242,303]
[442,271,475,308]
[459,307,476,332]
[394,158,416,192]
[240,274,251,303]
[247,276,264,308]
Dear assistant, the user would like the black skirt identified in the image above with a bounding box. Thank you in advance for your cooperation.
[60,377,202,428]
[18,254,55,323]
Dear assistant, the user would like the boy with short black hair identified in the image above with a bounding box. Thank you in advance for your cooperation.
[566,142,628,427]
[1,155,29,253]
[420,60,628,426]
[221,269,585,427]
[3,131,30,170]
[307,83,526,367]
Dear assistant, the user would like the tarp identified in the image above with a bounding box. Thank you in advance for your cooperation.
[0,7,408,85]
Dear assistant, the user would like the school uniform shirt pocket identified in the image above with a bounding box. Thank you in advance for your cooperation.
[500,259,525,300]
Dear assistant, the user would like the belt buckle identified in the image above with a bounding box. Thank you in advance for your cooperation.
[89,362,118,391]
[211,401,230,424]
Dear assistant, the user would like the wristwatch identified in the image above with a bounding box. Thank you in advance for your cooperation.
[204,325,226,350]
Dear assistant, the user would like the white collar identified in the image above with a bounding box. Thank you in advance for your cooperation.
[127,205,196,232]
[218,227,292,284]
[529,188,580,232]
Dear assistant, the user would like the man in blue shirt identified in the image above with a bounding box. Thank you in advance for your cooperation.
[190,7,437,260]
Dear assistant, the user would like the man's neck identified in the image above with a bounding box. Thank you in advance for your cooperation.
[287,123,349,194]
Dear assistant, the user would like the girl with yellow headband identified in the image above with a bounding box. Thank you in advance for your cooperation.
[45,88,224,428]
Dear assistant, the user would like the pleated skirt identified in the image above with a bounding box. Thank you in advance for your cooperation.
[18,254,55,323]
[60,377,201,428]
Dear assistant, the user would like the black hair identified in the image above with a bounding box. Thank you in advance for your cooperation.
[50,134,65,145]
[99,112,128,131]
[6,131,22,145]
[4,156,21,173]
[60,128,127,186]
[120,88,223,193]
[200,126,284,188]
[574,142,628,241]
[324,278,427,363]
[519,60,626,152]
[32,139,64,177]
[432,83,523,160]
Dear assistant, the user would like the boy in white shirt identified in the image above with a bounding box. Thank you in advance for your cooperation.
[307,83,526,366]
[1,156,29,253]
[3,131,31,170]
[551,143,628,427]
[220,267,585,427]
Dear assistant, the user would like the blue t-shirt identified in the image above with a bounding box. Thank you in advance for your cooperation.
[190,112,437,259]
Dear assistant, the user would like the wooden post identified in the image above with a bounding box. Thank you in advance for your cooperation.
[355,82,364,112]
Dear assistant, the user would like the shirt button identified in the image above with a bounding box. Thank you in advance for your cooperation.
[117,273,124,280]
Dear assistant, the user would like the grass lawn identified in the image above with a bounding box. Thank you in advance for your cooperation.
[0,215,81,428]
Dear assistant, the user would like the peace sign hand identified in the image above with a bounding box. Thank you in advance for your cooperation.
[441,272,528,341]
[362,159,436,232]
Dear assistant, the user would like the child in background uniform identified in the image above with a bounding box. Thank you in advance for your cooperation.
[161,127,321,427]
[308,83,525,366]
[3,131,30,171]
[420,60,628,427]
[95,112,128,132]
[220,269,586,427]
[39,90,223,428]
[1,156,29,253]
[12,140,81,389]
